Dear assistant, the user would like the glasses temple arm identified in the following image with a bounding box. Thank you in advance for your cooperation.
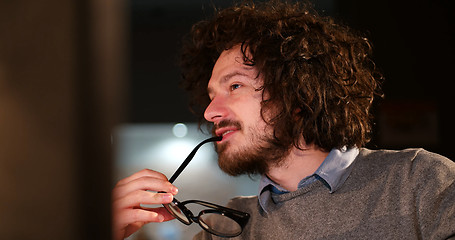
[168,136,222,184]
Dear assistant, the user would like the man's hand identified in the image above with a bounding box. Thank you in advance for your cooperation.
[112,169,178,240]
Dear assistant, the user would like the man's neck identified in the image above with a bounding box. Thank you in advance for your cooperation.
[266,145,329,192]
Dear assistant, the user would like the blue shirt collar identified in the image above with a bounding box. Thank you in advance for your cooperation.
[258,147,359,213]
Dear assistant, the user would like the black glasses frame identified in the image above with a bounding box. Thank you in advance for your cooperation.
[162,136,250,237]
[164,198,250,237]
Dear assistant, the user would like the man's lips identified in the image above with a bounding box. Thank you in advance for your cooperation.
[215,127,239,140]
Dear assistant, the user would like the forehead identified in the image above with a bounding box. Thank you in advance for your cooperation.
[207,46,258,90]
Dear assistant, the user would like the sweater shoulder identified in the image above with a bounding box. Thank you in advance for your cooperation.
[358,148,454,169]
[355,148,455,186]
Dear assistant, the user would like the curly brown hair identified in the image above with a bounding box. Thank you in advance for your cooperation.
[180,0,383,152]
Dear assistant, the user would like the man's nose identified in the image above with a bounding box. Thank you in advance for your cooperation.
[204,96,228,123]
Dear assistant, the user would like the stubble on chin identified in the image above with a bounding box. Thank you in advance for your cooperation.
[216,142,268,176]
[214,130,290,177]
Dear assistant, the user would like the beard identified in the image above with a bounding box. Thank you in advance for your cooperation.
[212,120,291,176]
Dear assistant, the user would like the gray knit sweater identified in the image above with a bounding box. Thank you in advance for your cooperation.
[194,148,455,239]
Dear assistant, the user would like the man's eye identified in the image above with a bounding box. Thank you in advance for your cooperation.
[230,84,241,91]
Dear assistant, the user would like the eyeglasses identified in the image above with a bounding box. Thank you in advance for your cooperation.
[162,136,250,238]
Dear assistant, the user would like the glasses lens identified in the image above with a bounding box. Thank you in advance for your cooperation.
[164,202,191,225]
[199,213,242,237]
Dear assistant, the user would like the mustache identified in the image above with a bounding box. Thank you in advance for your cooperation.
[211,119,242,136]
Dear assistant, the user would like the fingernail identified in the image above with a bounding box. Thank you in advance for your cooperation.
[162,193,173,202]
[172,187,179,194]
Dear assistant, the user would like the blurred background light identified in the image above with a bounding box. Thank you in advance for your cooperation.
[172,123,188,138]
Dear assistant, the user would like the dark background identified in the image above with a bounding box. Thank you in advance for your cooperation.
[126,0,455,160]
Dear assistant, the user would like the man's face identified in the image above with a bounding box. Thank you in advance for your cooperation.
[204,45,286,176]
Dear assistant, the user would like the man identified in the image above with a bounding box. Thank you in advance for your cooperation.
[112,1,455,239]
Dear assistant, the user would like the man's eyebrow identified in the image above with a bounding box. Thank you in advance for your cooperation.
[207,71,252,96]
[221,71,251,83]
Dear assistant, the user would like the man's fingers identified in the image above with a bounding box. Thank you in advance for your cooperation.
[152,207,176,222]
[125,208,164,223]
[113,190,174,210]
[112,169,178,240]
[113,173,178,200]
[114,207,175,235]
[116,169,169,186]
[114,208,165,232]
